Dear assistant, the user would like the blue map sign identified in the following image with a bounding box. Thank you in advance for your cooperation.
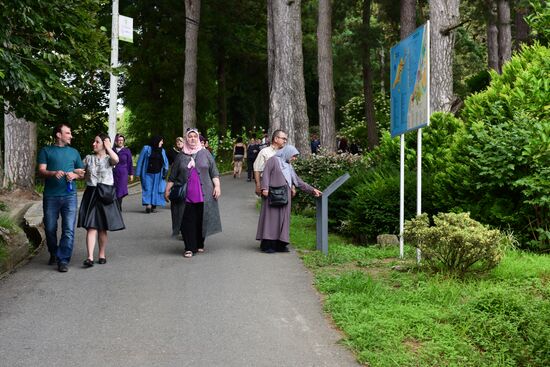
[390,23,430,137]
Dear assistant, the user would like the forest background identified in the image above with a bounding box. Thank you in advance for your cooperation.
[0,0,549,251]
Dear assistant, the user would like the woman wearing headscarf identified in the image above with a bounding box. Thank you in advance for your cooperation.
[112,134,134,210]
[164,128,222,257]
[256,145,322,253]
[136,135,169,213]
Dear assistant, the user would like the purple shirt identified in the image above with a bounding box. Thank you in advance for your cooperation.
[186,167,204,203]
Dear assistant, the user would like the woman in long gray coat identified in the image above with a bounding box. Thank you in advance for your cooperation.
[256,145,322,253]
[164,128,222,257]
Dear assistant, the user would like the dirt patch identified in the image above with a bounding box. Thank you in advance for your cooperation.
[0,189,41,211]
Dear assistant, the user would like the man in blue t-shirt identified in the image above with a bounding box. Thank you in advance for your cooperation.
[37,124,84,272]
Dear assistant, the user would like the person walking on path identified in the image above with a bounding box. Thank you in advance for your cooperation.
[136,135,169,213]
[253,129,287,196]
[37,123,85,272]
[166,136,184,166]
[256,145,322,253]
[164,128,222,257]
[78,133,125,267]
[232,137,246,179]
[113,134,134,210]
[246,137,260,182]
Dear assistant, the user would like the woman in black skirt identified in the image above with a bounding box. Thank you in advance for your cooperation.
[78,133,125,267]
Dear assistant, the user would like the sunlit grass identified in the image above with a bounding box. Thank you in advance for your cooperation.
[290,214,550,367]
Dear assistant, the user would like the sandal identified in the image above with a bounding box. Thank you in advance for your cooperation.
[183,251,193,258]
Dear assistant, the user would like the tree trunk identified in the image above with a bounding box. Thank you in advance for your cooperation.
[486,0,499,71]
[3,110,36,189]
[362,0,378,150]
[268,0,310,156]
[514,5,530,50]
[183,0,201,132]
[217,48,228,133]
[429,0,459,113]
[400,0,417,39]
[317,0,336,153]
[497,0,512,71]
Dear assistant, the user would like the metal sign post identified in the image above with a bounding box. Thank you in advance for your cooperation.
[316,173,350,255]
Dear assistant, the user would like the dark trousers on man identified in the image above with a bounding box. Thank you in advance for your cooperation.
[247,158,255,181]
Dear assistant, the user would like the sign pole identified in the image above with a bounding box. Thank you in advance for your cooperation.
[416,128,422,263]
[399,134,405,259]
[108,0,119,141]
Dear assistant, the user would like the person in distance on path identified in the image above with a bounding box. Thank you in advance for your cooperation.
[112,134,134,210]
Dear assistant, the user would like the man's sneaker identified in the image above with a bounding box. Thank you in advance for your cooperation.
[58,264,69,273]
[48,255,57,265]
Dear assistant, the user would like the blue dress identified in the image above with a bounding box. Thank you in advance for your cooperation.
[135,145,168,206]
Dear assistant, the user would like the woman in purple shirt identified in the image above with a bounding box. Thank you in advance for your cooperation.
[164,128,222,258]
[113,134,134,210]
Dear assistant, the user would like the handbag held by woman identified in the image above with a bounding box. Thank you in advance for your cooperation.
[268,185,288,207]
[169,183,187,203]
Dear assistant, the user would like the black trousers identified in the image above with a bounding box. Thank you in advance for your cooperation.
[247,158,255,180]
[182,202,205,252]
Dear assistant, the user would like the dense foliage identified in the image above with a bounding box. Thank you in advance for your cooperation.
[0,0,110,153]
[438,44,550,250]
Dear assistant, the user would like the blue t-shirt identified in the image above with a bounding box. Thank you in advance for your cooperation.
[37,145,84,197]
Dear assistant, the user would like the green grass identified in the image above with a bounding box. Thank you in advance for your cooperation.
[290,215,550,367]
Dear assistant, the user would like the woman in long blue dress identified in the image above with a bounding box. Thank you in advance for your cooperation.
[135,135,169,213]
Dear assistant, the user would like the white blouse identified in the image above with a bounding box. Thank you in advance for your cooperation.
[83,155,116,186]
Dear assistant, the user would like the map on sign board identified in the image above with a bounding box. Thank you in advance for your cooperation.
[390,22,430,137]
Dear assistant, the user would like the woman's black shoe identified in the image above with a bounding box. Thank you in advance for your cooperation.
[98,258,107,264]
[83,259,94,267]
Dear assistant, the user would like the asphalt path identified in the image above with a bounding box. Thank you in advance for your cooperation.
[0,175,359,367]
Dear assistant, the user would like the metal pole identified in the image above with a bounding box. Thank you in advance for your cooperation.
[108,0,119,141]
[399,134,405,258]
[416,128,422,263]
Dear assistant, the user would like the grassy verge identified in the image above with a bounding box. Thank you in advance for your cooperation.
[290,214,550,367]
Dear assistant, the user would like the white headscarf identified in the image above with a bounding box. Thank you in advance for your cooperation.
[274,145,300,187]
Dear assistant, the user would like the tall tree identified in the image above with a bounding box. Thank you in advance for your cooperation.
[486,0,500,71]
[183,0,201,131]
[429,0,460,112]
[497,0,512,71]
[400,0,417,38]
[514,5,530,49]
[362,0,379,150]
[317,0,336,153]
[268,0,310,155]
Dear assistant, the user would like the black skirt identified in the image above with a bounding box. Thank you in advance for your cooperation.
[78,185,125,231]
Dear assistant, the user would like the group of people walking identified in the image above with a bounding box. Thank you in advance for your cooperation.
[38,123,320,272]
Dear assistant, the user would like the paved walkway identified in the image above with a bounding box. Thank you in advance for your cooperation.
[0,176,359,367]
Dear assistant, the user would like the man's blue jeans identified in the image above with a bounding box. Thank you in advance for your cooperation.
[43,194,78,265]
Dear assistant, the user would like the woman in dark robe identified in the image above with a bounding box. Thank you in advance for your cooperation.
[164,128,222,256]
[135,135,169,213]
[112,134,134,210]
[256,145,322,253]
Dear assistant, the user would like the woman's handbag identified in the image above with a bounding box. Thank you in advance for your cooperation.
[96,183,117,204]
[169,183,187,203]
[268,185,288,207]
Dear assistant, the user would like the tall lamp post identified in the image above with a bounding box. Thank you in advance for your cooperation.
[108,0,119,140]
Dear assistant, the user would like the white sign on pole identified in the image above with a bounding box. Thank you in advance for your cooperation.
[119,15,133,43]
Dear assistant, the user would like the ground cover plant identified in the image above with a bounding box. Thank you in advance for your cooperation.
[290,215,550,367]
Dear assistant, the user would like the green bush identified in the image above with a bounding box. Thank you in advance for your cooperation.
[404,212,509,276]
[344,166,420,243]
[292,152,368,221]
[437,44,550,250]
